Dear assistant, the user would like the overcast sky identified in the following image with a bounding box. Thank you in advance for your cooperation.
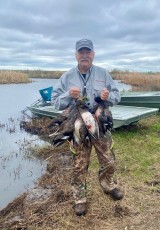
[0,0,160,72]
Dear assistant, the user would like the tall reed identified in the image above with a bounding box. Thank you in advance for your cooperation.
[110,71,160,91]
[0,70,31,84]
[23,70,65,79]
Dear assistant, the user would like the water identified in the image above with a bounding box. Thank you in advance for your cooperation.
[115,80,132,92]
[0,79,57,209]
[0,78,130,209]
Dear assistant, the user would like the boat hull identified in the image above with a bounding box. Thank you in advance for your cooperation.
[119,91,160,109]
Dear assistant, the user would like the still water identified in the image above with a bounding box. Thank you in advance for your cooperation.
[0,78,131,209]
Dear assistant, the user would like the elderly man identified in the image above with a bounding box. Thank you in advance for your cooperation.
[52,39,123,216]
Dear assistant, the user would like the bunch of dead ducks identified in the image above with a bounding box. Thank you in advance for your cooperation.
[48,97,113,148]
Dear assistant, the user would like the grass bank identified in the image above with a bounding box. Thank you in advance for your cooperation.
[0,113,160,229]
[0,70,31,84]
[111,70,160,91]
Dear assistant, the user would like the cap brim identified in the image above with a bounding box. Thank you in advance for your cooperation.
[77,46,93,51]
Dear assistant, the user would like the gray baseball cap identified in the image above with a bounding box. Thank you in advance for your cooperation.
[75,39,94,51]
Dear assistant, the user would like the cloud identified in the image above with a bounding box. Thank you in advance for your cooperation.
[0,0,160,71]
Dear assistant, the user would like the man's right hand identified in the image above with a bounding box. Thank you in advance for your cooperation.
[69,87,81,99]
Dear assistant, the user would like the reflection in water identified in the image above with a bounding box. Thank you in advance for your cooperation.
[0,78,130,209]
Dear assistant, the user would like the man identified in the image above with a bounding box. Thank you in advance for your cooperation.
[52,39,123,216]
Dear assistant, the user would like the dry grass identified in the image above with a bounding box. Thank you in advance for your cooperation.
[23,70,65,79]
[0,70,31,84]
[110,71,160,91]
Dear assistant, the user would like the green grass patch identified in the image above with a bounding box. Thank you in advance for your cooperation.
[113,113,160,183]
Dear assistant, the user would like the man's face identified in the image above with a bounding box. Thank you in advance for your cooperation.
[75,48,95,71]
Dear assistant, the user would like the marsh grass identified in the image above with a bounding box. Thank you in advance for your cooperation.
[23,70,65,79]
[111,71,160,91]
[0,70,31,84]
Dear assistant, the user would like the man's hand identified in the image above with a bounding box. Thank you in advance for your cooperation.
[69,87,81,99]
[100,88,109,100]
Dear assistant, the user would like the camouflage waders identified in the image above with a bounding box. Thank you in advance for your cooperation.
[70,131,116,204]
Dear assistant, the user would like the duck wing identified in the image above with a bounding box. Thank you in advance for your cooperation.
[48,105,75,128]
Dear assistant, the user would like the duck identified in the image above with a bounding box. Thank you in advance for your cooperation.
[94,96,113,134]
[50,97,100,147]
[51,105,78,146]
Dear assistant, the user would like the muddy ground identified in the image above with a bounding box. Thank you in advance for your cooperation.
[0,117,160,230]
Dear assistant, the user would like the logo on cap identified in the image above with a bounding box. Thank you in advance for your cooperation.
[76,39,94,51]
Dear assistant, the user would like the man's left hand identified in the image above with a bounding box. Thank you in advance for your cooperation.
[100,88,109,100]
